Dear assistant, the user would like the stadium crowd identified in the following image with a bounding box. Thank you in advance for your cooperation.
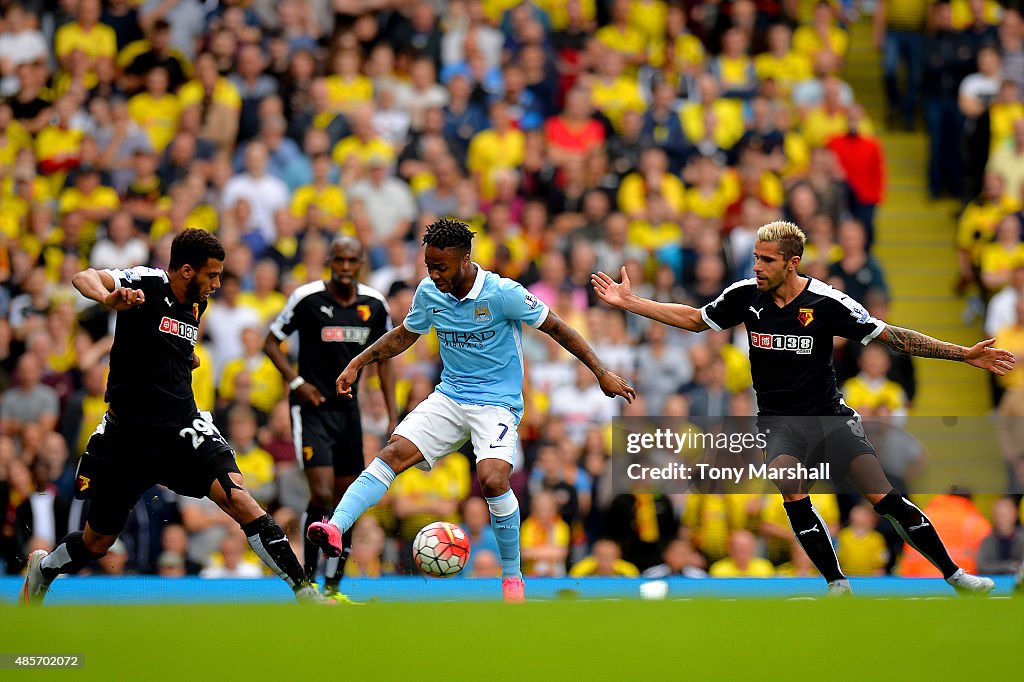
[0,0,1022,583]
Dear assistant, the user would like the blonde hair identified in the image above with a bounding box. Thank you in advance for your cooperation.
[756,221,806,261]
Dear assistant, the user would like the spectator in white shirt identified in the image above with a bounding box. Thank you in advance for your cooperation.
[221,141,290,245]
[90,210,150,271]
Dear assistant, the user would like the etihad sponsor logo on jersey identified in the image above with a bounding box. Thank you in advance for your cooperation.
[159,316,199,345]
[750,332,814,354]
[321,326,372,344]
[436,329,496,348]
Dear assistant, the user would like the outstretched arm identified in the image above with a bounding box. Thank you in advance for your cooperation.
[537,311,636,402]
[72,268,146,311]
[336,325,420,396]
[591,267,709,332]
[875,325,1015,376]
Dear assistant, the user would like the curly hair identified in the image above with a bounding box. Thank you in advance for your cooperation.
[169,229,226,271]
[422,217,475,253]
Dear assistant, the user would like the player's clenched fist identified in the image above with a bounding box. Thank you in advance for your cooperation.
[104,287,145,311]
[598,370,637,403]
[335,362,360,397]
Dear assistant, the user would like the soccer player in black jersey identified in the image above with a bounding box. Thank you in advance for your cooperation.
[594,221,1014,595]
[21,229,327,604]
[265,236,396,602]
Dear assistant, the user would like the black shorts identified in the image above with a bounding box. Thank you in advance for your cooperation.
[75,411,238,535]
[758,413,876,479]
[291,401,363,476]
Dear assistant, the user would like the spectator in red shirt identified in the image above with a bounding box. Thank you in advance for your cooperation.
[544,86,605,166]
[827,106,886,248]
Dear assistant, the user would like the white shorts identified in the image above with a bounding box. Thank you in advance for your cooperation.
[392,391,518,471]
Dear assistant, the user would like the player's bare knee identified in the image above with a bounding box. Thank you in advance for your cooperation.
[478,469,509,498]
[378,441,412,473]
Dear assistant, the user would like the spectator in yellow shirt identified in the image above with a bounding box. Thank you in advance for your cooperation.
[323,49,373,115]
[36,95,85,193]
[956,172,1020,293]
[684,154,742,220]
[793,1,849,64]
[54,0,117,88]
[521,490,571,576]
[617,147,686,220]
[219,326,285,415]
[709,530,776,577]
[57,165,120,251]
[227,406,277,508]
[588,50,646,134]
[837,503,889,576]
[467,100,525,201]
[595,0,647,68]
[237,260,287,325]
[681,75,746,151]
[331,106,395,170]
[711,27,759,100]
[128,66,181,153]
[980,215,1024,296]
[290,152,347,233]
[843,344,909,417]
[755,24,813,98]
[178,52,241,151]
[569,538,641,577]
[684,494,759,563]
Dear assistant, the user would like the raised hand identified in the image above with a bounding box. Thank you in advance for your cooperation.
[964,338,1016,376]
[591,266,632,309]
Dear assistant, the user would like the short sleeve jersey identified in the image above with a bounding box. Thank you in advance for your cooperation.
[700,277,886,416]
[270,281,391,404]
[402,265,549,416]
[104,266,206,426]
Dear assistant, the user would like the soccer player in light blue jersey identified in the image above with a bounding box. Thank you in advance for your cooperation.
[307,218,636,601]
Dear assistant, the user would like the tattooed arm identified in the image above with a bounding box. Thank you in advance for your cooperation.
[876,325,1015,375]
[538,311,636,402]
[336,325,421,396]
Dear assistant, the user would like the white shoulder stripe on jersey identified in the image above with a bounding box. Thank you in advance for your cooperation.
[710,278,758,305]
[106,266,168,288]
[357,283,391,315]
[806,277,886,344]
[358,282,394,331]
[700,277,757,331]
[269,280,326,340]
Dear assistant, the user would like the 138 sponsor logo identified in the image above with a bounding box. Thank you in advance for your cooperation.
[750,332,813,354]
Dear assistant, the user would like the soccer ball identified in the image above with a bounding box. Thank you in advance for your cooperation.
[412,522,471,577]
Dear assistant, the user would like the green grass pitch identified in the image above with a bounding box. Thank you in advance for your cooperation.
[3,599,1018,680]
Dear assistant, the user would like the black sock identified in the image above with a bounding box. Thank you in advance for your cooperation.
[873,490,959,579]
[302,505,331,584]
[783,496,846,583]
[324,529,353,591]
[39,531,97,580]
[242,514,305,590]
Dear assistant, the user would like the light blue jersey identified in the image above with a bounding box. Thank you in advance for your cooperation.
[403,265,549,416]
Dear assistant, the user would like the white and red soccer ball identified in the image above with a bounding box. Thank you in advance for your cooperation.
[413,522,471,577]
